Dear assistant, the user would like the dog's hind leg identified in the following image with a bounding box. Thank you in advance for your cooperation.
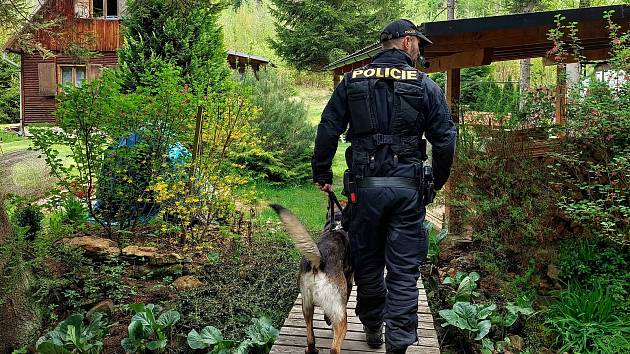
[330,315,347,354]
[303,301,318,354]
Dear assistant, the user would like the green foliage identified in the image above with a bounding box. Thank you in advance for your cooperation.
[440,298,533,353]
[32,67,194,232]
[424,221,448,266]
[448,125,557,274]
[544,281,630,353]
[13,203,43,239]
[175,237,298,340]
[269,0,401,70]
[61,194,87,224]
[443,271,481,305]
[557,238,629,314]
[121,303,181,353]
[36,313,112,354]
[236,69,315,182]
[0,59,20,123]
[118,0,230,93]
[187,317,279,353]
[439,302,496,341]
[547,12,630,244]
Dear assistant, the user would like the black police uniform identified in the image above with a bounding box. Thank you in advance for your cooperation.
[312,48,457,349]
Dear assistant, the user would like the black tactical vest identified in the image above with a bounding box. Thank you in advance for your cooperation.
[344,63,426,178]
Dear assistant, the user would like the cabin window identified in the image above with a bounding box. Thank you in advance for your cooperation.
[93,0,118,18]
[59,65,87,91]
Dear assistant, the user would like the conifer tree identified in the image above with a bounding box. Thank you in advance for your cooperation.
[269,0,401,70]
[118,0,230,93]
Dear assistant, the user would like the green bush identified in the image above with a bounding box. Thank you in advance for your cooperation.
[13,203,44,240]
[544,282,630,353]
[448,125,558,274]
[236,69,315,183]
[552,78,630,244]
[549,13,630,244]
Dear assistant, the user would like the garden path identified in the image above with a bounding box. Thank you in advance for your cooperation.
[270,276,440,353]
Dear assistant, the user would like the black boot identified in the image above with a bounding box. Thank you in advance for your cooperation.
[363,324,383,348]
[385,344,407,354]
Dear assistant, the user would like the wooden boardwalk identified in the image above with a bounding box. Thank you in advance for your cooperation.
[270,276,440,353]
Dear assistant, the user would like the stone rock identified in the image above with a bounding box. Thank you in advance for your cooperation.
[173,276,204,291]
[122,246,187,265]
[86,299,114,318]
[547,264,560,280]
[508,334,524,351]
[122,245,158,258]
[62,236,121,257]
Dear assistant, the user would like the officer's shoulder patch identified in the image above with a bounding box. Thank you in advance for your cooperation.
[350,66,420,81]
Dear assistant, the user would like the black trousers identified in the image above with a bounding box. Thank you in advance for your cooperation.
[348,187,428,349]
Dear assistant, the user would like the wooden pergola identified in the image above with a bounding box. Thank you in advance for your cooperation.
[325,5,629,123]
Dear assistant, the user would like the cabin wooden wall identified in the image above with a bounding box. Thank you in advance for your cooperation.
[32,0,123,51]
[22,52,118,124]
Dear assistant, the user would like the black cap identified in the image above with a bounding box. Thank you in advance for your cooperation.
[380,19,433,46]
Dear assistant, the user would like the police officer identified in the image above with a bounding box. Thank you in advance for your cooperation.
[312,19,457,353]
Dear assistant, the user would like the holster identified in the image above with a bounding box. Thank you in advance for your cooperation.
[343,170,358,204]
[422,165,435,206]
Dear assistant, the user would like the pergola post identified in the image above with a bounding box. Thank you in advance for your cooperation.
[446,68,461,123]
[555,64,567,124]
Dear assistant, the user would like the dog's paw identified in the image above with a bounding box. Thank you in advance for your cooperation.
[324,314,332,326]
[305,346,319,354]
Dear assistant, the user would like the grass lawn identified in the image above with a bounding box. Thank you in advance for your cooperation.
[295,85,331,126]
[256,142,349,232]
[0,124,32,154]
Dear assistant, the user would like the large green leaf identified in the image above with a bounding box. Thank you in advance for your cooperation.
[246,317,279,345]
[438,309,460,327]
[128,319,151,341]
[187,326,224,349]
[156,310,180,329]
[58,314,84,337]
[36,342,72,354]
[146,339,167,351]
[476,304,497,320]
[474,320,492,340]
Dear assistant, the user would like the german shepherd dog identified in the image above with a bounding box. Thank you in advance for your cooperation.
[271,197,352,354]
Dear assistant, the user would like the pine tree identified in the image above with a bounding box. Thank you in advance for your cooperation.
[118,0,230,93]
[0,60,19,123]
[269,0,401,71]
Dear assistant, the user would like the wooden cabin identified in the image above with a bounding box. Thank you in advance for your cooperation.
[3,0,272,126]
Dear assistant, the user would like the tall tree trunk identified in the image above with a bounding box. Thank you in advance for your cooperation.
[519,58,531,107]
[447,0,455,20]
[518,2,536,107]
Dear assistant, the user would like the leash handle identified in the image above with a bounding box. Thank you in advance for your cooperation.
[328,191,343,229]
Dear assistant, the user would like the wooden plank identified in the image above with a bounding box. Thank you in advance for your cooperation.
[279,327,440,347]
[273,274,440,353]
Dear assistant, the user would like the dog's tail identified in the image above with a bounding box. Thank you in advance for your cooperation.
[270,204,321,269]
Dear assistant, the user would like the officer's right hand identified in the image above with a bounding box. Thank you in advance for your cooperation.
[317,183,333,193]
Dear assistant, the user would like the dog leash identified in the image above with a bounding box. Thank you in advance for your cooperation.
[328,191,343,230]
